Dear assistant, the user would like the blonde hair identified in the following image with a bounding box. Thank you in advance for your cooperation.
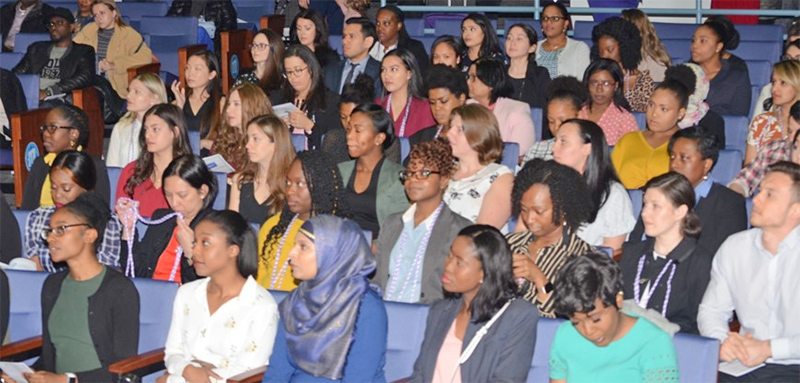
[450,104,503,165]
[118,73,168,126]
[91,0,127,27]
[771,60,800,111]
[213,83,274,168]
[621,9,671,69]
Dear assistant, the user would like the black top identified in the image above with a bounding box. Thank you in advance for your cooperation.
[403,124,442,166]
[343,157,383,238]
[508,61,551,110]
[0,191,21,264]
[619,237,713,334]
[398,35,430,74]
[237,182,272,225]
[0,269,8,342]
[35,267,140,382]
[705,60,751,116]
[699,110,726,150]
[628,182,747,255]
[269,88,341,151]
[21,154,110,211]
[183,97,214,138]
[13,41,96,95]
[0,1,54,52]
[315,46,341,69]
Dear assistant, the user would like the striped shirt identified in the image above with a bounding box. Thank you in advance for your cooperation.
[97,28,115,61]
[506,229,594,317]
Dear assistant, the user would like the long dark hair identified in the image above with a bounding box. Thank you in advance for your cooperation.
[199,210,259,278]
[461,13,502,60]
[162,154,219,210]
[125,104,192,197]
[280,44,327,113]
[382,48,426,99]
[251,29,285,93]
[473,57,513,104]
[50,150,97,191]
[289,9,338,67]
[583,58,630,112]
[184,50,222,138]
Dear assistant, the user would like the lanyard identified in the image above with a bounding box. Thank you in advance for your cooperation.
[633,254,677,317]
[117,197,183,279]
[269,214,299,289]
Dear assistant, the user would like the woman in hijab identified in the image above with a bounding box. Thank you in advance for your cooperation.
[262,215,388,383]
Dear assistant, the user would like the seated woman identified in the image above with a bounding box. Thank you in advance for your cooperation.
[409,225,538,382]
[258,150,348,291]
[691,18,751,116]
[664,64,726,147]
[289,9,341,68]
[621,9,670,83]
[374,140,472,304]
[207,83,274,171]
[444,104,514,232]
[535,1,590,79]
[408,64,469,150]
[159,211,279,383]
[507,159,594,318]
[262,215,387,382]
[552,119,635,254]
[376,49,435,138]
[467,57,537,156]
[118,154,218,284]
[620,172,714,334]
[8,193,139,382]
[171,50,223,145]
[612,79,689,189]
[272,45,340,151]
[549,252,679,382]
[229,115,296,225]
[233,29,285,97]
[106,73,168,167]
[116,104,193,217]
[73,0,152,98]
[744,60,800,165]
[505,23,551,110]
[629,126,747,255]
[752,40,800,118]
[25,151,121,272]
[578,59,638,146]
[21,104,110,210]
[459,13,503,73]
[522,76,586,163]
[591,17,654,112]
[704,15,748,72]
[339,104,408,238]
[430,35,462,68]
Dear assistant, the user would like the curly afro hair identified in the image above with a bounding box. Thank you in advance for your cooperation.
[664,64,698,95]
[511,159,593,233]
[407,139,456,179]
[590,17,643,71]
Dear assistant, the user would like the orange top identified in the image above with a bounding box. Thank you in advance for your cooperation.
[747,112,783,151]
[153,227,182,283]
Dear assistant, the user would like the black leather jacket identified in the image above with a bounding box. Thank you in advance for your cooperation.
[12,41,96,95]
[166,0,237,37]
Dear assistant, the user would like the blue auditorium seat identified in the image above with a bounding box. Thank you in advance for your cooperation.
[328,35,342,55]
[404,18,425,37]
[652,22,696,40]
[661,39,690,62]
[527,317,561,382]
[140,16,198,75]
[0,52,23,70]
[502,142,519,172]
[291,134,305,152]
[131,278,179,354]
[11,209,31,254]
[572,20,597,41]
[12,33,49,53]
[5,269,49,342]
[16,73,39,110]
[674,333,720,383]
[736,24,784,42]
[384,302,429,382]
[632,111,647,131]
[399,136,410,164]
[418,36,436,56]
[730,41,782,65]
[188,130,200,155]
[711,149,742,186]
[531,107,543,141]
[107,166,123,209]
[504,18,538,33]
[628,188,643,220]
[434,18,497,36]
[721,114,749,155]
[745,60,772,88]
[213,172,227,210]
[117,1,169,24]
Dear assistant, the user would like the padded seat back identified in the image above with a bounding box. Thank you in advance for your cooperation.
[674,333,720,382]
[11,209,30,255]
[131,277,179,353]
[188,130,200,155]
[399,137,410,164]
[213,172,227,210]
[117,2,169,23]
[628,188,643,220]
[385,301,429,382]
[711,149,742,186]
[531,107,543,142]
[632,111,647,131]
[107,166,123,209]
[0,52,23,70]
[502,142,519,172]
[12,33,48,53]
[5,270,49,342]
[746,60,772,88]
[730,41,782,64]
[16,73,39,110]
[528,317,562,382]
[721,114,749,155]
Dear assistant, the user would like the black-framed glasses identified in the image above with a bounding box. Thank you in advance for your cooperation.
[399,170,441,182]
[41,223,91,239]
[39,124,74,133]
[782,54,800,62]
[283,67,309,78]
[249,43,270,51]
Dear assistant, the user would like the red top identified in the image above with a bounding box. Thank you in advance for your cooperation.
[152,227,181,283]
[376,95,436,138]
[116,161,169,217]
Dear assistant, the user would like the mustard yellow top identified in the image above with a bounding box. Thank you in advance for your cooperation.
[257,212,304,291]
[39,152,58,207]
[611,131,670,189]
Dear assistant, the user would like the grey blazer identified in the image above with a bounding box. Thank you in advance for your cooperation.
[372,204,471,304]
[408,297,539,383]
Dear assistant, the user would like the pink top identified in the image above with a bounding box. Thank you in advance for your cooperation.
[579,103,639,146]
[376,95,436,138]
[432,320,463,383]
[467,97,537,154]
[116,161,169,217]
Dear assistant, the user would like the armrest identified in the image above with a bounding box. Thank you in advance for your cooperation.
[227,366,267,383]
[127,62,162,83]
[0,336,43,362]
[108,348,166,380]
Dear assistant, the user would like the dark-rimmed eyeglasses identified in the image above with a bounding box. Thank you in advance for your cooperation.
[41,223,91,239]
[39,125,74,133]
[283,67,309,78]
[399,170,441,182]
[249,43,270,51]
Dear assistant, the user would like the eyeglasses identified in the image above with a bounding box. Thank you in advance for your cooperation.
[782,54,800,61]
[41,223,91,239]
[541,16,565,23]
[588,80,613,89]
[399,170,441,182]
[283,67,309,78]
[39,124,74,133]
[285,179,307,189]
[249,43,270,51]
[46,20,68,29]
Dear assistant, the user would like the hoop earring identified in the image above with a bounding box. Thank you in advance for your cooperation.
[69,140,75,148]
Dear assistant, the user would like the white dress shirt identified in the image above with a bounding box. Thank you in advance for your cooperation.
[369,41,398,63]
[165,276,280,382]
[698,225,800,365]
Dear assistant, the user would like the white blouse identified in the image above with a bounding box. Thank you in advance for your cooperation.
[106,118,141,168]
[444,163,512,233]
[577,181,636,245]
[164,276,280,383]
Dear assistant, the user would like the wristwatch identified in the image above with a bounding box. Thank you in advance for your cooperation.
[540,282,554,295]
[65,372,77,383]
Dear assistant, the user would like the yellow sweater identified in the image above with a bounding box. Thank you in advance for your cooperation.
[256,212,303,291]
[611,131,670,189]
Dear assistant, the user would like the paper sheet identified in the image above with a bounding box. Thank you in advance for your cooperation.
[0,361,33,382]
[272,102,300,118]
[718,360,765,377]
[203,154,235,174]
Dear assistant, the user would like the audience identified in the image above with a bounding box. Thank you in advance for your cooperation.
[620,172,713,334]
[21,104,110,210]
[535,0,590,80]
[12,7,94,105]
[262,215,387,382]
[172,50,223,143]
[73,0,153,98]
[371,5,428,73]
[118,154,218,284]
[229,115,295,225]
[233,29,285,97]
[72,0,92,30]
[467,58,536,155]
[621,8,670,83]
[106,73,168,167]
[24,150,121,272]
[116,104,192,217]
[430,35,461,68]
[322,74,386,164]
[699,161,800,382]
[159,210,279,383]
[290,9,341,69]
[339,104,407,238]
[549,252,679,382]
[523,76,586,163]
[373,140,470,304]
[407,65,467,150]
[507,159,594,317]
[665,63,726,147]
[208,83,273,170]
[376,49,435,138]
[257,150,347,291]
[166,0,237,54]
[704,15,747,71]
[753,40,800,118]
[578,58,638,146]
[591,17,655,113]
[505,23,551,110]
[613,79,688,189]
[459,13,503,73]
[323,17,382,97]
[444,104,514,232]
[409,224,538,382]
[1,0,53,52]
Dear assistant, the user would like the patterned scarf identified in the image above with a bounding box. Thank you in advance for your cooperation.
[679,63,710,129]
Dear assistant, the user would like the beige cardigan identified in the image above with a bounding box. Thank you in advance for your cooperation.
[73,23,152,97]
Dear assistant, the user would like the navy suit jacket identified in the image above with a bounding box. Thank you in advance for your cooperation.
[323,56,383,97]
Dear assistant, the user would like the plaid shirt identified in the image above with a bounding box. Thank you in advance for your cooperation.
[25,206,122,272]
[729,139,792,198]
[522,138,555,166]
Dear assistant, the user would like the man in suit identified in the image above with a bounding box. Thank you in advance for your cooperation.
[370,5,429,73]
[323,17,383,97]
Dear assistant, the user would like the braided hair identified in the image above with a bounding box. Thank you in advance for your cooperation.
[51,104,90,148]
